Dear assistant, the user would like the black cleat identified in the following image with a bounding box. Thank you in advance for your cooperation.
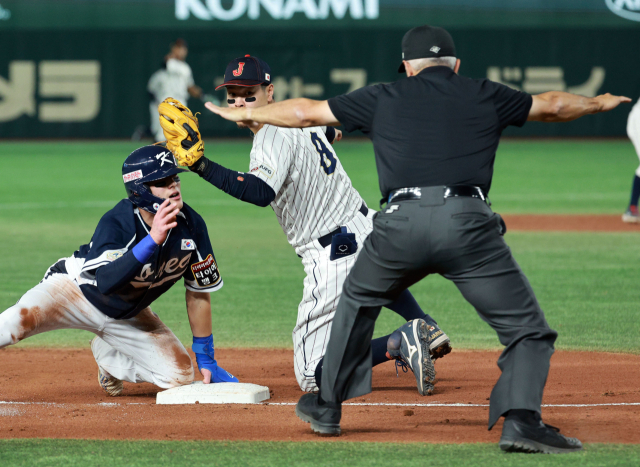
[295,393,341,436]
[500,415,583,454]
[387,319,436,396]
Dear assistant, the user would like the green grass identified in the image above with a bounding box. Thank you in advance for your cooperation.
[0,440,639,467]
[0,140,639,351]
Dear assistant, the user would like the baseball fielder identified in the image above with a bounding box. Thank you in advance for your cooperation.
[158,56,451,395]
[0,145,237,396]
[148,39,206,142]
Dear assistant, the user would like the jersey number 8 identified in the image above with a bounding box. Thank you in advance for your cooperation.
[310,132,337,176]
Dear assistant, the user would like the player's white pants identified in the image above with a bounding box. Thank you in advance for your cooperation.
[292,208,375,392]
[627,100,640,177]
[0,272,194,389]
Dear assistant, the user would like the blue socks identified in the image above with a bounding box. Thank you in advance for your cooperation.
[314,334,393,387]
[386,289,437,327]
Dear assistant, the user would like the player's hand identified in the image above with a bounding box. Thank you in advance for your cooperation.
[197,362,239,384]
[333,129,343,143]
[200,367,213,384]
[149,199,179,245]
[205,102,253,125]
[595,93,632,113]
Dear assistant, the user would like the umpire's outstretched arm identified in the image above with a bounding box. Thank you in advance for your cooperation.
[206,99,338,128]
[206,91,630,128]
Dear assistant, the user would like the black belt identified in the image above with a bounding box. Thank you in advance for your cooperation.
[317,203,369,248]
[387,185,489,205]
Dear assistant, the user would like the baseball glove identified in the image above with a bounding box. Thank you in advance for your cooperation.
[158,97,204,167]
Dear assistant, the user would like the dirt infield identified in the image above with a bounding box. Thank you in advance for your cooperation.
[0,348,638,444]
[503,214,640,232]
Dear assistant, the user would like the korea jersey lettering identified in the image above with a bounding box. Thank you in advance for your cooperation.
[71,199,222,319]
[249,124,363,249]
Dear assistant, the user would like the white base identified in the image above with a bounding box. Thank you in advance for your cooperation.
[156,382,270,405]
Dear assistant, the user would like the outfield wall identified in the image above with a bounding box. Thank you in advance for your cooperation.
[1,1,639,138]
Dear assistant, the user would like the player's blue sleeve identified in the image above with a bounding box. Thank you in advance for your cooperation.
[191,157,276,207]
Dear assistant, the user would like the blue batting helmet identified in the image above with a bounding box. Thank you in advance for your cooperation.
[122,145,188,213]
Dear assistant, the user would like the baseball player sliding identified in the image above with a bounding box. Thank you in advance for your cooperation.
[158,55,451,395]
[0,145,237,396]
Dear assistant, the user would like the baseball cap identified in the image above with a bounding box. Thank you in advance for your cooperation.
[215,55,272,90]
[398,25,456,73]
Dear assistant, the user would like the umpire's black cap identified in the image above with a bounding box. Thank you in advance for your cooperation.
[398,25,457,73]
[215,55,272,90]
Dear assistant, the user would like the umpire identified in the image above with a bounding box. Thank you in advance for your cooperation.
[206,25,630,453]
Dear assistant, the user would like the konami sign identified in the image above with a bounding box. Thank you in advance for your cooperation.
[176,0,379,21]
[605,0,640,21]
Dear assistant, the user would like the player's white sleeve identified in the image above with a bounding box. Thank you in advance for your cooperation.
[249,125,293,194]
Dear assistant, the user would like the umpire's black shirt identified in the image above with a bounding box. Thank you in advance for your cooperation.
[327,66,532,198]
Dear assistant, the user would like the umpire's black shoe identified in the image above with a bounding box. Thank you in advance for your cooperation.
[295,393,341,436]
[499,410,583,454]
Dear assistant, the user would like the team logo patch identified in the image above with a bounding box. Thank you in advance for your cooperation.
[182,239,196,250]
[258,163,274,179]
[106,250,125,261]
[430,46,441,53]
[191,254,221,288]
[232,62,245,77]
[123,170,143,183]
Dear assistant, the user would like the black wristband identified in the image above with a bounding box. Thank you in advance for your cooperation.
[190,157,214,178]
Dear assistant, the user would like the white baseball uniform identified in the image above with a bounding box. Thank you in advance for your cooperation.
[627,99,640,177]
[148,58,195,142]
[249,124,375,391]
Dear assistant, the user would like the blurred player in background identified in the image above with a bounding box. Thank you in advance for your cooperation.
[146,39,206,142]
[623,98,640,223]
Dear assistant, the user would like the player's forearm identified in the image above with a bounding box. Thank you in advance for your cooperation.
[186,290,212,337]
[94,250,146,295]
[188,85,203,99]
[191,157,275,207]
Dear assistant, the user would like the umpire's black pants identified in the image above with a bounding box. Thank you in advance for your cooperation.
[319,187,557,429]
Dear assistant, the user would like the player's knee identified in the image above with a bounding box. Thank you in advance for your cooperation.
[160,365,194,388]
[0,306,35,348]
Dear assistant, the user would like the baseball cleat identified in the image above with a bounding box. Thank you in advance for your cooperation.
[98,367,123,397]
[499,416,583,454]
[295,393,341,436]
[387,319,436,396]
[622,206,639,223]
[425,322,452,360]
